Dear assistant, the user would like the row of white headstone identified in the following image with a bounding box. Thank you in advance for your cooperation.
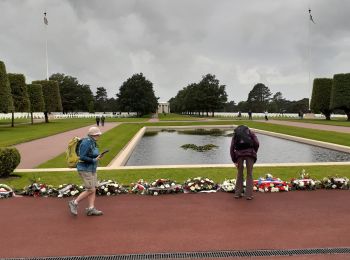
[0,112,137,120]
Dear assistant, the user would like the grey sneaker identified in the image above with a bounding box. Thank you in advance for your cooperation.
[86,207,103,216]
[68,200,78,216]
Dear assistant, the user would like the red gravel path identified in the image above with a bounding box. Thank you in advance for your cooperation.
[1,191,349,258]
[15,122,118,169]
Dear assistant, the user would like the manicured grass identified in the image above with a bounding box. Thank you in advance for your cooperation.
[158,113,206,121]
[282,118,350,127]
[3,165,350,190]
[37,124,143,168]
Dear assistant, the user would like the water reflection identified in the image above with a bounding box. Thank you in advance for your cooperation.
[126,130,350,166]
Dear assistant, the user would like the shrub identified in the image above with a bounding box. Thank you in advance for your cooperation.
[0,147,21,178]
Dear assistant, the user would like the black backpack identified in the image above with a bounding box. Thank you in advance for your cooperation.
[234,125,253,150]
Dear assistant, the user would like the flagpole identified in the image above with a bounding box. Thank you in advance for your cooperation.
[44,12,49,80]
[308,9,311,110]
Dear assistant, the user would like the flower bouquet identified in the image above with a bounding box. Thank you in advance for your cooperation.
[57,184,84,197]
[320,176,349,190]
[220,179,236,192]
[21,179,58,197]
[96,180,128,196]
[130,179,150,195]
[148,178,183,195]
[183,177,218,193]
[0,184,14,198]
[254,173,289,192]
[290,169,319,190]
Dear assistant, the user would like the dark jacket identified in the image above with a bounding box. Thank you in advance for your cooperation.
[230,130,259,163]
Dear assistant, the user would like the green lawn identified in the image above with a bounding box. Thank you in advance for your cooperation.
[158,113,207,121]
[282,118,350,127]
[38,124,143,168]
[3,165,350,190]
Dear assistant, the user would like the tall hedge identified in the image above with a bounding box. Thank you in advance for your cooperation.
[8,73,30,112]
[27,83,45,124]
[32,80,63,122]
[330,73,350,120]
[0,61,14,113]
[310,78,333,120]
[0,147,21,178]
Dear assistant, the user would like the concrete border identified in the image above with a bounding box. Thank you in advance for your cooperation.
[14,125,350,173]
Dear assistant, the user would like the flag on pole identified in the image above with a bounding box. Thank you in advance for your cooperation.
[309,9,315,24]
[44,12,48,25]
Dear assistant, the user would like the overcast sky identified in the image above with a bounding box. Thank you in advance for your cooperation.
[1,0,349,103]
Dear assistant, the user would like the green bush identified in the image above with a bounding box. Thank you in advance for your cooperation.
[0,147,21,178]
[330,73,350,120]
[311,78,332,120]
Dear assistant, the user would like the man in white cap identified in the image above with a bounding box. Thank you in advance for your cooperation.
[68,126,103,216]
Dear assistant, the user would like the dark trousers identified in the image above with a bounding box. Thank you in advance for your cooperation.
[235,156,255,197]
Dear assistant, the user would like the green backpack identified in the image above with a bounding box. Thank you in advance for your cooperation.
[66,137,83,168]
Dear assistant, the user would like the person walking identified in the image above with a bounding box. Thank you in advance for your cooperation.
[230,125,259,200]
[264,111,269,121]
[95,116,100,126]
[101,115,105,126]
[68,126,104,216]
[248,110,252,120]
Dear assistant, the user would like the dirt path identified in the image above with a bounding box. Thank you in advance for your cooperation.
[1,191,349,258]
[15,122,119,169]
[259,120,350,133]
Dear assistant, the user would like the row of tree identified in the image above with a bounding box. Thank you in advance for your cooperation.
[169,74,228,117]
[311,74,350,120]
[0,59,159,125]
[169,77,309,115]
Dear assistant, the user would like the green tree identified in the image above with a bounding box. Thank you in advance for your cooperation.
[247,83,272,112]
[8,73,30,127]
[330,73,350,120]
[311,78,333,120]
[0,61,14,113]
[49,73,94,113]
[117,73,158,116]
[198,74,228,117]
[95,87,108,112]
[27,84,45,124]
[32,80,62,123]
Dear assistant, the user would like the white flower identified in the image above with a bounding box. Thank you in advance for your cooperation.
[190,186,196,191]
[58,194,63,198]
[160,185,165,189]
[154,192,159,196]
[79,186,84,189]
[59,185,63,188]
[106,192,110,196]
[195,184,200,190]
[266,173,273,178]
[70,191,75,195]
[188,182,193,186]
[264,188,269,192]
[285,186,289,192]
[271,187,279,192]
[104,188,108,192]
[108,180,112,183]
[152,182,156,186]
[201,180,205,183]
[299,182,305,187]
[171,183,175,186]
[253,186,257,191]
[165,184,170,188]
[259,188,264,192]
[332,184,337,189]
[208,185,212,189]
[41,188,46,193]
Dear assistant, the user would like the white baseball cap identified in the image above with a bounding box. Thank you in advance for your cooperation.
[88,126,102,136]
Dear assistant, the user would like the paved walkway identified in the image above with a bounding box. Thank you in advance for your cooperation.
[1,191,349,259]
[15,122,119,169]
[259,120,350,133]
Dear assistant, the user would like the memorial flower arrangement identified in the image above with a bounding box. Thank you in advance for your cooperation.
[57,184,84,197]
[220,179,236,192]
[254,174,290,192]
[290,169,320,190]
[183,177,218,193]
[21,178,58,197]
[0,183,14,198]
[130,179,150,195]
[320,176,349,190]
[96,180,128,196]
[148,178,183,195]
